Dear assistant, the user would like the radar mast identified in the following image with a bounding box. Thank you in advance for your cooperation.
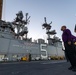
[13,11,30,39]
[42,17,56,44]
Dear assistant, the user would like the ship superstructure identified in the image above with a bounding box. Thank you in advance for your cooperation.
[0,11,64,61]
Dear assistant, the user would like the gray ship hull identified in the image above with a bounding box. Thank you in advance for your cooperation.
[0,31,64,61]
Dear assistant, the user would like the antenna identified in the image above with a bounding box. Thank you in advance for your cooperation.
[25,13,30,24]
[49,21,52,25]
[42,17,52,30]
[42,17,56,44]
[44,17,47,23]
[25,13,28,22]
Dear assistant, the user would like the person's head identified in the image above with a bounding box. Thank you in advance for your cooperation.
[61,25,66,31]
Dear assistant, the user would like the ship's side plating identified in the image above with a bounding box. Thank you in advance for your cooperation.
[0,34,64,61]
[0,32,64,61]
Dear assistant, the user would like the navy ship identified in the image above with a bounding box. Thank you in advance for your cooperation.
[0,11,64,61]
[0,0,64,61]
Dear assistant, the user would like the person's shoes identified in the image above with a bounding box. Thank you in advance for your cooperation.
[68,66,73,70]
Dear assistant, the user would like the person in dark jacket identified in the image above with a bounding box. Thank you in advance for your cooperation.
[61,25,76,71]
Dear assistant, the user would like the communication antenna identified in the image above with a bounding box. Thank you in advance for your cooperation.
[42,17,52,30]
[25,13,31,24]
[44,17,47,23]
[42,17,56,44]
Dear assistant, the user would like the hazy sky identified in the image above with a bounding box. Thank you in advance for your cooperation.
[2,0,76,41]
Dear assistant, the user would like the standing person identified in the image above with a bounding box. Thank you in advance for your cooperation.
[61,25,76,71]
[29,53,31,61]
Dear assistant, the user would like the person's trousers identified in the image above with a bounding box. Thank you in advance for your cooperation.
[64,42,76,67]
